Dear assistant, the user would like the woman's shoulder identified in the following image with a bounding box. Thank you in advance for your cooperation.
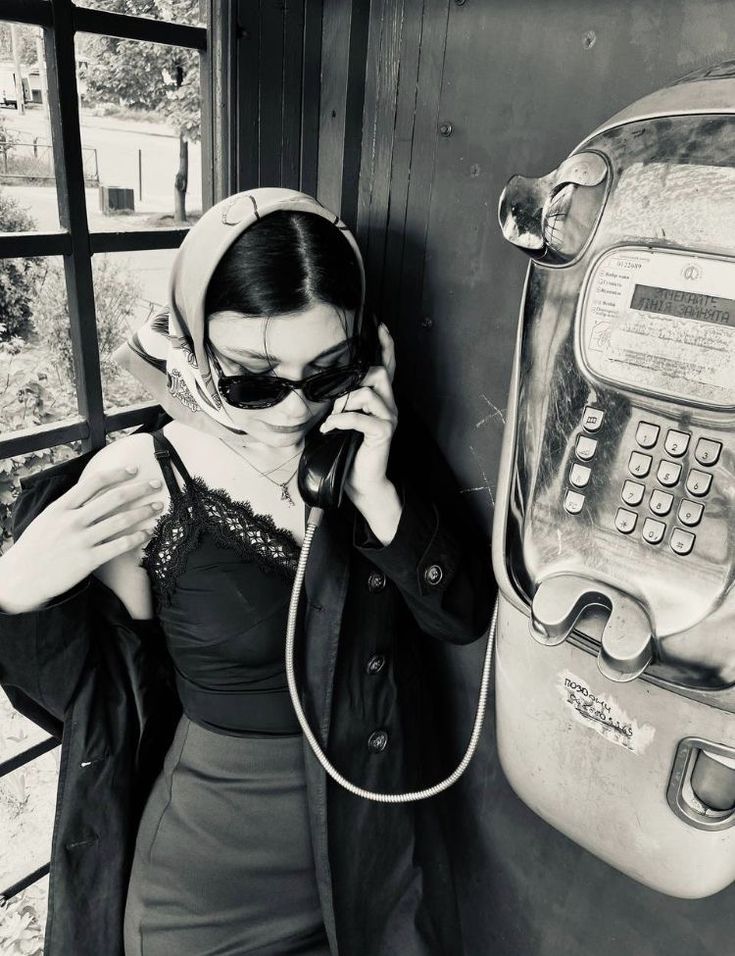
[79,430,165,622]
[78,428,162,486]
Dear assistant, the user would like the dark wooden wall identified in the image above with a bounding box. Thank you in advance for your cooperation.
[236,2,735,953]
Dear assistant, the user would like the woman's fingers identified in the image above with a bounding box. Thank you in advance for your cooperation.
[377,322,396,382]
[321,410,393,443]
[330,383,396,422]
[72,474,164,527]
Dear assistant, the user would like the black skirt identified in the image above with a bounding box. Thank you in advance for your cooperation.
[123,712,332,955]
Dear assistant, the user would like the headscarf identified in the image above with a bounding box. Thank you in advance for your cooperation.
[111,188,366,443]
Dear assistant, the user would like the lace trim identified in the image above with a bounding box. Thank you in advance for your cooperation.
[140,473,300,611]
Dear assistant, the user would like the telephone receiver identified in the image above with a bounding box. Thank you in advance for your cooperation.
[297,312,381,511]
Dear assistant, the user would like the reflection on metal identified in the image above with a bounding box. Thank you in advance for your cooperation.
[667,738,735,831]
[498,150,608,264]
[531,574,653,681]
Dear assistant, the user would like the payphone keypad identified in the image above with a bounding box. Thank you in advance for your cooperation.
[566,407,721,557]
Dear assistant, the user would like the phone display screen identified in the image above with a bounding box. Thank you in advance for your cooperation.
[630,285,735,327]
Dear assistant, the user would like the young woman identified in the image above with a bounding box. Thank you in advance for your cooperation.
[0,188,495,955]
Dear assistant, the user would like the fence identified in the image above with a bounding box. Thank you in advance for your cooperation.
[0,137,99,187]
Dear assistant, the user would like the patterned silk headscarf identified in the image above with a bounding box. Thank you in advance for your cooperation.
[111,188,366,442]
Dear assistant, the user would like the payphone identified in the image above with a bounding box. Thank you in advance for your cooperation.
[494,62,735,898]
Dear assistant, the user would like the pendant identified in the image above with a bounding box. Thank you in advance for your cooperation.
[280,482,296,507]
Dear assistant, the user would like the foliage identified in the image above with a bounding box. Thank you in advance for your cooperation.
[0,23,38,67]
[82,0,201,142]
[0,895,44,956]
[31,256,143,390]
[0,191,42,342]
[0,256,147,546]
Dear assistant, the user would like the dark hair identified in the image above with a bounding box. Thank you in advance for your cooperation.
[204,210,361,319]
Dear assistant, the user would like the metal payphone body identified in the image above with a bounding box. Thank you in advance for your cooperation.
[494,62,735,899]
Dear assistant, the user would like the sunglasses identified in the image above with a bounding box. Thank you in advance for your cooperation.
[207,339,371,409]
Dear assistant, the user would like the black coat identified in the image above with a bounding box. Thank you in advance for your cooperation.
[0,394,496,956]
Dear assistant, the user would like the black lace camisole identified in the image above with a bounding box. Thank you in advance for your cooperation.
[138,428,303,737]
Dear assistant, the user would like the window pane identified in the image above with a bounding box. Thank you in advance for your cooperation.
[0,21,60,231]
[0,256,80,436]
[77,32,202,231]
[75,0,207,27]
[0,749,58,895]
[93,248,177,410]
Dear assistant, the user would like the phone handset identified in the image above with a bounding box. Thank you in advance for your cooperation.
[297,312,381,512]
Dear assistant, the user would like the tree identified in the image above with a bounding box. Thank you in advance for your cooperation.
[81,0,201,223]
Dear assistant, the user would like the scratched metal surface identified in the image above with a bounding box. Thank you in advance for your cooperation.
[348,2,735,954]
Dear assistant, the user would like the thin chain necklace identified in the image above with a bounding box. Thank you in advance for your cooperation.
[217,437,302,507]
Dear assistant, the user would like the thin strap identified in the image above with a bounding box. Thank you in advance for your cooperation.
[150,429,194,500]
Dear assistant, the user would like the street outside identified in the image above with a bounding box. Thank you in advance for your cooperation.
[1,100,202,311]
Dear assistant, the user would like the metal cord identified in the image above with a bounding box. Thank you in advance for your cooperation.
[285,512,498,803]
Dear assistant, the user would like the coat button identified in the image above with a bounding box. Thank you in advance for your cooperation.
[367,570,386,592]
[367,729,389,753]
[423,563,444,586]
[366,654,386,675]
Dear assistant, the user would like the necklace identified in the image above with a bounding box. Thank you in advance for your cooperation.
[217,437,302,507]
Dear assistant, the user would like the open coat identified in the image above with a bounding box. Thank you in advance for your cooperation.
[0,390,496,956]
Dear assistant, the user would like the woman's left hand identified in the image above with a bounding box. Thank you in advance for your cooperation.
[318,321,402,538]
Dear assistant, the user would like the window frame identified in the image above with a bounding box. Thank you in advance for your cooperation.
[0,0,235,905]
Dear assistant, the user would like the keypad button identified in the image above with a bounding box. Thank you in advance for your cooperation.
[686,469,712,497]
[582,407,604,432]
[657,460,682,487]
[569,463,591,488]
[575,435,598,461]
[664,429,690,457]
[621,480,645,506]
[670,528,695,556]
[642,517,666,544]
[678,499,704,527]
[695,438,722,467]
[564,490,585,515]
[628,452,652,478]
[615,508,638,534]
[649,490,673,516]
[636,422,660,448]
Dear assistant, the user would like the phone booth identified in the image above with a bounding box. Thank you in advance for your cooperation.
[494,61,735,899]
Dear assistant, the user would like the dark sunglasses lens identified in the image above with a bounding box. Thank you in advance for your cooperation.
[224,377,288,408]
[304,365,365,402]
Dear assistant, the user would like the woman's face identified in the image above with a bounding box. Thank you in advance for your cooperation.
[206,302,356,447]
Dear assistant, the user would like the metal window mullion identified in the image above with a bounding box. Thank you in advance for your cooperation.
[72,6,206,50]
[45,1,105,454]
[0,737,58,779]
[0,863,50,905]
[0,0,53,28]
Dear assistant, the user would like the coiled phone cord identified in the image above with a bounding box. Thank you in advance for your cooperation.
[285,508,498,803]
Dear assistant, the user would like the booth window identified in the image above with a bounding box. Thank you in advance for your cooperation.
[0,0,232,934]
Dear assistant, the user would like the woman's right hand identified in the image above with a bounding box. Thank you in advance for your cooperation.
[0,465,165,613]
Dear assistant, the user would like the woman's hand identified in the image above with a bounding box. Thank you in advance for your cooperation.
[0,466,164,613]
[318,321,402,543]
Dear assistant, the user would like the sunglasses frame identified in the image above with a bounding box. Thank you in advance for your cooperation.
[207,340,371,409]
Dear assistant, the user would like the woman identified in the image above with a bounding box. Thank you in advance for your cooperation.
[0,188,495,955]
